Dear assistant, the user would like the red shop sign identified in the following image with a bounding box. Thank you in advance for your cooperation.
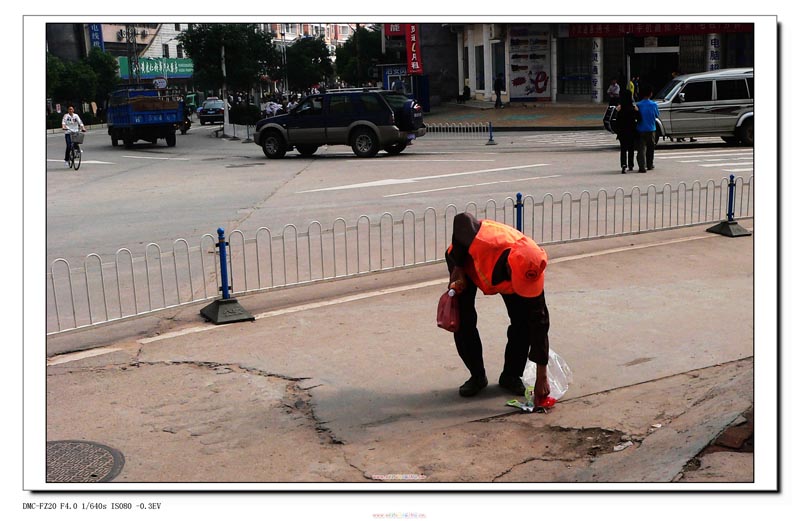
[405,24,424,75]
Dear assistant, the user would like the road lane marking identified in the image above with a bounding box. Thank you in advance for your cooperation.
[47,159,116,164]
[296,164,550,194]
[132,230,748,347]
[384,175,561,198]
[699,162,753,167]
[346,159,496,162]
[722,168,755,172]
[122,155,191,161]
[47,347,123,366]
[656,151,753,158]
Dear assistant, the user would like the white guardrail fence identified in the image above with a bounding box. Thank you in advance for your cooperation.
[47,176,753,335]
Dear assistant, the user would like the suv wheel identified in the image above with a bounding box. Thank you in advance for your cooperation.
[351,128,379,158]
[384,142,407,155]
[738,119,754,147]
[262,131,287,159]
[296,145,318,157]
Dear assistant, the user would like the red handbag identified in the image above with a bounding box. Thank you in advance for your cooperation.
[436,289,460,332]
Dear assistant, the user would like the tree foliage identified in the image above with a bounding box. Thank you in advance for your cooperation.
[334,24,383,86]
[285,36,333,91]
[46,48,118,104]
[178,24,280,92]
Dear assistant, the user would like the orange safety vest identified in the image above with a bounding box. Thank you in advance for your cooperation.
[463,220,547,296]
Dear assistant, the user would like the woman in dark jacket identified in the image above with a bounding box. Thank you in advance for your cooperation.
[615,89,639,173]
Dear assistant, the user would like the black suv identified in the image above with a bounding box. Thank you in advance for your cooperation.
[253,89,426,158]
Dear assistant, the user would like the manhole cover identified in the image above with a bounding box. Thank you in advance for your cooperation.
[46,441,125,483]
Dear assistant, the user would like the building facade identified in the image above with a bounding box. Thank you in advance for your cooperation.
[452,22,754,104]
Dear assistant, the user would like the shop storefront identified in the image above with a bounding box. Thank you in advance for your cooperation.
[456,23,753,104]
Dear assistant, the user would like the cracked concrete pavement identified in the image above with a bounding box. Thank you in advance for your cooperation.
[44,224,757,486]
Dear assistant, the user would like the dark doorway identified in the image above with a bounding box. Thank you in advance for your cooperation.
[632,52,679,95]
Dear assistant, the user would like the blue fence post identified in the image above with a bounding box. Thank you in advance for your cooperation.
[725,174,736,222]
[199,227,254,324]
[217,227,231,299]
[706,175,751,238]
[486,122,497,145]
[515,192,524,232]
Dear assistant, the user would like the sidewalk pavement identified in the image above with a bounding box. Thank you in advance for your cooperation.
[44,223,755,486]
[425,99,608,131]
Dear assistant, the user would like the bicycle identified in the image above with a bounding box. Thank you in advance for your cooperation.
[67,130,85,170]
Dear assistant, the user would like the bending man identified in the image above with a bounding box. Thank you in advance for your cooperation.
[445,212,551,401]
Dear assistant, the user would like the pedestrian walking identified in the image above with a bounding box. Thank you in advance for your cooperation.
[445,212,551,401]
[607,78,621,106]
[494,73,505,109]
[635,84,660,172]
[615,90,639,173]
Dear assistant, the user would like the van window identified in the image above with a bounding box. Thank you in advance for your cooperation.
[746,77,754,98]
[359,94,383,113]
[328,95,354,114]
[680,81,713,102]
[716,79,750,100]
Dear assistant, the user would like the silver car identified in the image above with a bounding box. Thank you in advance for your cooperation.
[653,68,753,146]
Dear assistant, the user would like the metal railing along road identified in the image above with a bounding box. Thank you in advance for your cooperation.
[47,176,753,335]
[424,122,491,140]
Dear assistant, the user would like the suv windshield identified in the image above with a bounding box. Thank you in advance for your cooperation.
[654,80,682,101]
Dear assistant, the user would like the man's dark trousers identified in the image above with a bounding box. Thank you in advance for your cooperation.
[453,278,550,379]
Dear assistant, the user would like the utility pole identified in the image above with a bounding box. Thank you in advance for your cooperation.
[125,24,141,84]
[222,44,230,135]
[355,23,362,86]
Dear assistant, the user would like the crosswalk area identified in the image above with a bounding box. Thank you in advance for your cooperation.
[521,130,736,150]
[654,148,754,174]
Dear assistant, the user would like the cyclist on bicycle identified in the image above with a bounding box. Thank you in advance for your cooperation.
[61,105,86,167]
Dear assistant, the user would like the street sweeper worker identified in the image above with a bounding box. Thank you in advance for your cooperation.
[445,212,551,400]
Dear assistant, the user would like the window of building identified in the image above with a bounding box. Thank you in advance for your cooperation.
[557,38,592,96]
[174,24,181,31]
[716,79,749,100]
[176,45,183,59]
[162,44,169,58]
[475,45,485,90]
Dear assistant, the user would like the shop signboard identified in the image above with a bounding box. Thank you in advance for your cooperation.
[508,25,551,100]
[88,24,104,51]
[405,24,423,75]
[117,57,194,80]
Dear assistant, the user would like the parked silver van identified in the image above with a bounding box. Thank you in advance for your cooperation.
[653,68,753,146]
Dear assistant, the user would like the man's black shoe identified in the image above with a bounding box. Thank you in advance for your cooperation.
[459,375,488,397]
[498,374,527,396]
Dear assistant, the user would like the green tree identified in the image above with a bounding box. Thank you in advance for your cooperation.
[335,24,383,86]
[285,36,333,91]
[177,24,280,93]
[85,47,119,103]
[46,53,66,99]
[49,57,97,103]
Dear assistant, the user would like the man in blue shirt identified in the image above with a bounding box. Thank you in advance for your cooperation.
[635,84,660,173]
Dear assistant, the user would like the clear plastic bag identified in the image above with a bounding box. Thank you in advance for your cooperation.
[522,350,573,401]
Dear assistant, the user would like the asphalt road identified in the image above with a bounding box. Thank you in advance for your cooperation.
[45,120,754,266]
